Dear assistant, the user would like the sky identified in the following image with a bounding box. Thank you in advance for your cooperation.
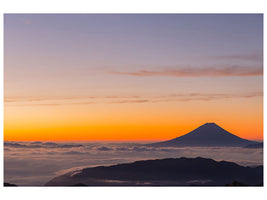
[4,14,263,141]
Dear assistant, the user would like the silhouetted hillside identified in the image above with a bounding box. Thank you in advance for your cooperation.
[45,157,263,186]
[72,183,88,186]
[4,182,17,186]
[244,142,263,148]
[225,181,247,186]
[148,123,259,147]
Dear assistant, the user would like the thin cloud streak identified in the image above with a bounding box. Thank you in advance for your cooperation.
[210,52,263,62]
[110,100,149,104]
[109,65,263,77]
[4,95,141,103]
[4,92,262,106]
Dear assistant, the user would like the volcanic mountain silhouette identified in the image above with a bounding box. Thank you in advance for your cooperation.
[149,123,259,147]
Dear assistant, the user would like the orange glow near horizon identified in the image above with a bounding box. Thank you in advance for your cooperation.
[4,15,263,142]
[4,124,263,141]
[4,97,263,141]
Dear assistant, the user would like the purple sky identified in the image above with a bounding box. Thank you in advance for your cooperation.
[4,14,263,141]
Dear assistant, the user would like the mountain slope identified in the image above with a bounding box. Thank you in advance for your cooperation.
[148,123,258,147]
[45,157,263,186]
[244,142,263,148]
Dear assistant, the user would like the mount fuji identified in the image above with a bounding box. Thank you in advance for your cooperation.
[148,123,259,147]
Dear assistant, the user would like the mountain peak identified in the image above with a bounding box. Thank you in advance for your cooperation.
[195,122,225,134]
[149,122,258,147]
[202,122,219,127]
[204,122,216,125]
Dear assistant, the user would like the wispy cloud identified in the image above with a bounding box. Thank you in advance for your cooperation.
[160,92,263,102]
[4,95,141,103]
[110,100,149,104]
[4,142,84,149]
[210,52,263,62]
[5,92,262,106]
[109,65,263,77]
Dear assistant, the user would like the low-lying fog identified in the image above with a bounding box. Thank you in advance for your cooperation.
[4,141,263,186]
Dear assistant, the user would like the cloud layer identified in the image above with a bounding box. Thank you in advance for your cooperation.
[210,52,263,62]
[5,91,262,106]
[110,65,263,77]
[4,141,263,186]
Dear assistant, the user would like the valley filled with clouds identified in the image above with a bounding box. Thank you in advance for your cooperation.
[4,141,263,186]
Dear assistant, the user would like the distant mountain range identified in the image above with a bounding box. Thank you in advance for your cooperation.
[45,157,263,186]
[148,123,260,147]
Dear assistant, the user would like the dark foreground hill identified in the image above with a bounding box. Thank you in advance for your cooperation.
[4,182,17,186]
[148,123,259,147]
[45,157,263,186]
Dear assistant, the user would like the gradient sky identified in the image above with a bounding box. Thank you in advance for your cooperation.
[4,14,263,141]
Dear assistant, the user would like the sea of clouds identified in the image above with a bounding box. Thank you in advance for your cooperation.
[4,141,263,186]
